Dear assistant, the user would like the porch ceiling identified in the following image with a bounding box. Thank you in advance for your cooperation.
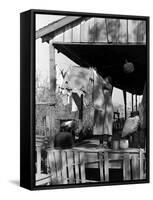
[53,42,147,95]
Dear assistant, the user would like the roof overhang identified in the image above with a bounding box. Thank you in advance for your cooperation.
[53,42,147,95]
[36,16,82,40]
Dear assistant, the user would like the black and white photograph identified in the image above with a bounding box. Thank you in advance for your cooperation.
[35,12,149,187]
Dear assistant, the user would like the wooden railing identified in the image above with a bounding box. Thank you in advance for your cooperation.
[36,148,146,186]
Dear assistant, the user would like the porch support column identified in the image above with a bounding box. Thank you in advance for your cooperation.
[49,40,56,148]
[123,90,127,120]
[135,94,137,111]
[131,93,134,112]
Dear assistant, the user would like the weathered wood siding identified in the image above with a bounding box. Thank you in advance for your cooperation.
[53,17,146,44]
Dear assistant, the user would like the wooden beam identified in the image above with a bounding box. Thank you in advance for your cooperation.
[79,94,83,121]
[131,93,134,112]
[123,90,127,119]
[49,41,56,148]
[36,16,82,40]
[123,153,131,180]
[53,41,146,46]
[49,41,56,98]
[135,94,138,111]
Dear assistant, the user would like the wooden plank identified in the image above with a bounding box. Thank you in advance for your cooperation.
[61,150,68,184]
[118,19,127,43]
[47,150,57,184]
[104,152,109,181]
[73,147,143,153]
[80,152,86,183]
[137,21,146,43]
[123,153,131,180]
[99,152,104,181]
[88,18,95,42]
[109,160,122,169]
[132,94,134,112]
[53,30,64,42]
[64,25,72,42]
[85,152,99,168]
[131,154,140,180]
[72,23,81,42]
[49,41,56,148]
[106,18,120,43]
[136,94,138,111]
[128,20,139,43]
[49,41,56,96]
[80,19,89,42]
[139,149,144,179]
[128,20,146,43]
[54,150,62,184]
[143,153,146,179]
[36,146,41,175]
[66,150,75,184]
[123,90,127,120]
[94,18,107,42]
[74,151,80,183]
[36,16,81,39]
[36,176,51,186]
[81,19,89,42]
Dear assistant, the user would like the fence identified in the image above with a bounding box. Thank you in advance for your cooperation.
[36,148,146,185]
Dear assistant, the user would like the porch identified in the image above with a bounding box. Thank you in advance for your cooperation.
[35,16,147,186]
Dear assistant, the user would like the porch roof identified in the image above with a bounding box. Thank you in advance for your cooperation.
[53,42,146,95]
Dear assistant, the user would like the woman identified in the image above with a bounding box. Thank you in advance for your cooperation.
[93,75,113,148]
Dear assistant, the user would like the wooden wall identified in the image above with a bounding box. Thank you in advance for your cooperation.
[52,17,146,44]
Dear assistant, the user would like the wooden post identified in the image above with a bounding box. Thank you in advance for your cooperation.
[131,94,134,113]
[135,94,137,111]
[79,94,83,120]
[123,153,131,180]
[36,146,41,175]
[99,152,104,181]
[131,154,139,180]
[49,40,56,148]
[126,20,129,43]
[123,90,127,120]
[80,152,86,183]
[139,149,144,179]
[104,152,109,181]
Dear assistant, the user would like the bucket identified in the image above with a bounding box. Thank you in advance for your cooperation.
[119,139,129,149]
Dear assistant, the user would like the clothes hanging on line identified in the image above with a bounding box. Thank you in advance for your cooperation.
[71,98,78,112]
[72,92,83,120]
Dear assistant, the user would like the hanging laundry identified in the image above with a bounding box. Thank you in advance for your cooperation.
[62,66,93,92]
[72,93,81,109]
[92,70,105,110]
[67,93,71,104]
[72,92,83,120]
[61,94,69,106]
[72,88,83,97]
[72,98,78,112]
